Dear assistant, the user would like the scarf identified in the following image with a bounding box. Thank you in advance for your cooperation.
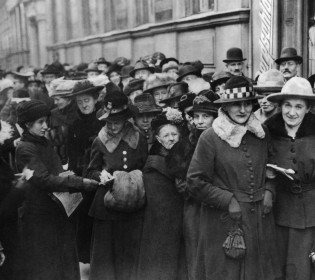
[212,108,265,148]
[98,121,140,153]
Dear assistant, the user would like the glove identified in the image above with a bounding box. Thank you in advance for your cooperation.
[229,197,242,221]
[0,251,5,266]
[262,190,273,215]
[82,178,99,191]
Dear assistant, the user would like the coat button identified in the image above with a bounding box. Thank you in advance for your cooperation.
[123,164,128,169]
[249,195,254,200]
[123,157,127,162]
[250,182,255,187]
[245,154,250,158]
[242,140,247,145]
[123,151,127,155]
[249,167,253,172]
[249,188,254,193]
[242,147,247,152]
[250,174,254,179]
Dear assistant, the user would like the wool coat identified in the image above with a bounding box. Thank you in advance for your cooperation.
[15,132,87,280]
[86,122,148,280]
[265,112,315,279]
[135,142,187,280]
[186,113,280,280]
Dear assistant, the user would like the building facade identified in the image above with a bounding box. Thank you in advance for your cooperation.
[0,0,315,79]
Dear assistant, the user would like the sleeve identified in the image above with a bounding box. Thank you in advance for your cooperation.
[138,134,148,170]
[67,124,77,172]
[15,143,85,192]
[85,138,103,181]
[186,131,233,210]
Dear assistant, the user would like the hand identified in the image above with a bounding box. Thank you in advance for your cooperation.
[0,251,5,266]
[100,170,114,184]
[229,197,242,221]
[13,137,21,147]
[83,178,99,191]
[263,190,273,215]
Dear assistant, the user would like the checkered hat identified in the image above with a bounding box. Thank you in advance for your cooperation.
[214,76,262,103]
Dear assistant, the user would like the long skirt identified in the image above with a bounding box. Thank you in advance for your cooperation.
[276,225,315,280]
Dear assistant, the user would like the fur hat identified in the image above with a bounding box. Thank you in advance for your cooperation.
[123,79,144,96]
[70,80,104,97]
[143,73,175,93]
[129,60,155,78]
[275,47,303,65]
[162,60,179,73]
[17,100,50,126]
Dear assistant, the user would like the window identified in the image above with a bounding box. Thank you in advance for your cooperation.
[155,0,173,22]
[135,0,149,26]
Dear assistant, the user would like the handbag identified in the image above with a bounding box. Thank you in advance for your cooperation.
[222,222,246,259]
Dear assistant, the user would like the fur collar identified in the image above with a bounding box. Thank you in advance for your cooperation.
[265,112,315,138]
[98,121,140,153]
[212,108,265,148]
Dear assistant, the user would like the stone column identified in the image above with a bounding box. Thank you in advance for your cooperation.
[36,15,47,66]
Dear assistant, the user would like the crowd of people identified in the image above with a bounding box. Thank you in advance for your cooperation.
[1,46,315,280]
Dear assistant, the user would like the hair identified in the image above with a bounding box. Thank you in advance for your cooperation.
[279,98,312,109]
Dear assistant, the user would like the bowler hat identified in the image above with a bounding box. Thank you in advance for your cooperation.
[223,47,246,63]
[211,71,233,91]
[17,100,50,126]
[129,60,155,78]
[275,47,303,65]
[267,77,315,102]
[161,82,189,105]
[85,63,102,74]
[133,93,162,114]
[123,79,144,96]
[176,65,201,82]
[214,76,262,103]
[70,80,104,97]
[254,69,285,94]
[96,57,111,67]
[41,64,60,75]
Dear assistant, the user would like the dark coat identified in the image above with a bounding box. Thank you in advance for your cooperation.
[15,132,87,280]
[186,128,280,280]
[135,142,186,280]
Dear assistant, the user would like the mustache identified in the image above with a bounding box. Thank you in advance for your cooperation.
[283,69,291,73]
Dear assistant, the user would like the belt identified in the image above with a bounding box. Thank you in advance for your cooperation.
[232,188,265,203]
[285,183,315,194]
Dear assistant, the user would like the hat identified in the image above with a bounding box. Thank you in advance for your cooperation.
[133,93,162,114]
[70,80,104,97]
[151,107,184,133]
[222,47,247,63]
[178,93,196,113]
[214,76,262,103]
[143,73,175,94]
[50,78,77,97]
[161,82,189,104]
[99,87,133,121]
[176,65,201,82]
[96,57,111,66]
[85,63,102,74]
[254,69,285,93]
[193,91,219,114]
[112,57,130,67]
[152,52,166,62]
[211,71,233,91]
[275,47,303,65]
[129,60,155,78]
[121,65,134,78]
[17,100,50,126]
[123,79,144,96]
[267,77,315,102]
[161,60,179,73]
[65,71,87,80]
[13,69,34,78]
[41,64,60,75]
[0,79,14,92]
[160,58,179,69]
[107,64,122,77]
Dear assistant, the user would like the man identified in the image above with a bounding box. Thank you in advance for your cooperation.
[85,63,102,78]
[275,47,303,82]
[129,60,155,80]
[95,57,111,74]
[223,47,246,76]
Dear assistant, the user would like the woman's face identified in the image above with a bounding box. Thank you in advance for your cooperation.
[53,96,71,110]
[193,111,215,130]
[109,72,121,86]
[224,100,253,124]
[134,112,156,131]
[156,124,180,150]
[281,98,310,128]
[107,120,125,135]
[258,95,277,113]
[153,88,168,107]
[27,116,48,137]
[76,94,97,115]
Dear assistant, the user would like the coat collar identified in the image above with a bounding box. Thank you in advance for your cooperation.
[265,112,315,138]
[98,121,140,153]
[212,108,265,148]
[21,131,48,145]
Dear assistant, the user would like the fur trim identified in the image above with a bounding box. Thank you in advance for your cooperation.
[188,78,210,94]
[162,61,179,73]
[0,120,13,144]
[212,108,265,148]
[143,73,175,91]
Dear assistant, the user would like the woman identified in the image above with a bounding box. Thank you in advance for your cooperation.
[186,76,280,280]
[265,77,315,280]
[86,89,148,280]
[135,107,187,280]
[15,100,99,280]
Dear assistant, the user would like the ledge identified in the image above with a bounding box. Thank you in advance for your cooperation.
[47,8,250,50]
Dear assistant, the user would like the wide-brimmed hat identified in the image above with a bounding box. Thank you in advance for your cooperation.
[133,93,162,114]
[223,47,246,63]
[214,76,262,103]
[70,79,104,97]
[50,78,77,98]
[13,69,34,78]
[192,92,219,115]
[121,65,134,78]
[211,71,233,91]
[267,77,315,103]
[99,88,133,121]
[123,79,144,96]
[176,65,201,82]
[41,64,60,75]
[143,73,175,94]
[160,58,179,69]
[151,107,184,133]
[178,93,196,114]
[85,63,102,74]
[275,47,303,65]
[129,60,155,78]
[254,69,285,94]
[96,57,111,66]
[161,82,189,105]
[17,100,50,126]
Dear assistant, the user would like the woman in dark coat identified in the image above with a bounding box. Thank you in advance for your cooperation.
[86,88,148,280]
[186,76,281,280]
[15,100,99,280]
[265,77,315,280]
[135,107,187,280]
